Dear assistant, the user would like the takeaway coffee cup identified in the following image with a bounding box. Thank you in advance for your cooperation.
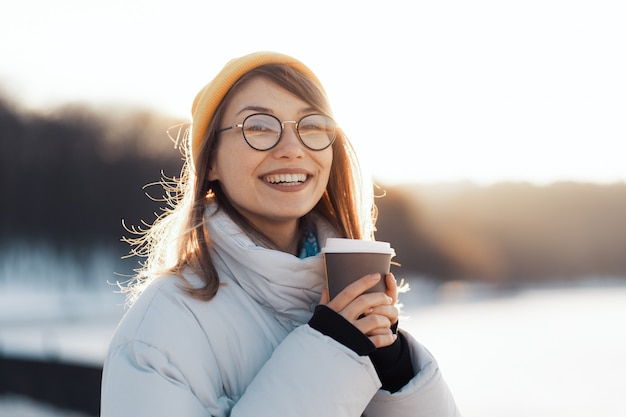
[322,238,396,300]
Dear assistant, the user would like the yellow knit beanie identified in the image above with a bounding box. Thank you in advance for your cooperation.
[190,51,324,168]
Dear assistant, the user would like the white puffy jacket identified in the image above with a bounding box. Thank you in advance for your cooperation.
[101,208,460,416]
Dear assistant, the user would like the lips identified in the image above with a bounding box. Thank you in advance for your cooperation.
[263,173,308,185]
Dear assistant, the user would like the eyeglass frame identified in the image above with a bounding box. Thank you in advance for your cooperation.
[217,113,337,151]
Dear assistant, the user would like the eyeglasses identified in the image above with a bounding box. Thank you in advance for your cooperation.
[218,113,337,151]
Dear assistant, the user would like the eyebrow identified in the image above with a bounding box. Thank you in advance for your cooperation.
[236,105,271,116]
[235,105,318,117]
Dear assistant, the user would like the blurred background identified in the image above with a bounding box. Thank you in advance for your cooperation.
[1,1,625,416]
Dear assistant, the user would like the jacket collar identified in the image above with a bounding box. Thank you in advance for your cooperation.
[205,204,338,330]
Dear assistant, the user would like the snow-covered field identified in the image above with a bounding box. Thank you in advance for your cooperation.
[1,248,625,416]
[0,394,91,417]
[402,281,626,417]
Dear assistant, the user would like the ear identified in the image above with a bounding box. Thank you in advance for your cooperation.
[207,161,219,182]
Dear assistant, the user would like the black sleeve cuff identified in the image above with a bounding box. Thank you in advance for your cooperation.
[368,329,414,393]
[308,306,415,393]
[308,305,376,356]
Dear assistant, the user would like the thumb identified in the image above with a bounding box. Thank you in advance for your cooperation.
[319,287,330,305]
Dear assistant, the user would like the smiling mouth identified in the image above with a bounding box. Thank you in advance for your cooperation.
[263,173,308,186]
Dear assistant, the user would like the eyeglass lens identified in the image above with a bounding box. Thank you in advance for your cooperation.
[242,114,335,151]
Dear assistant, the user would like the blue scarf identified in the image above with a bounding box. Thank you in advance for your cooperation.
[299,226,320,259]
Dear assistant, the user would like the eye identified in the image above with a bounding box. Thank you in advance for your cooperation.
[299,122,323,132]
[243,115,280,136]
[299,115,335,135]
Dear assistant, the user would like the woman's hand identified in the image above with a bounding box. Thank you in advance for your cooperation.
[319,273,399,348]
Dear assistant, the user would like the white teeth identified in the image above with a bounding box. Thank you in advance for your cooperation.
[264,173,307,185]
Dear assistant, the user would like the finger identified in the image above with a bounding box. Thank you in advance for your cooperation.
[319,287,330,305]
[365,327,392,336]
[340,292,393,321]
[369,332,398,349]
[368,304,399,324]
[385,273,398,305]
[327,273,382,311]
[353,313,392,335]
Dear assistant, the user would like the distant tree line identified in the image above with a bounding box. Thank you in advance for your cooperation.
[375,182,626,283]
[2,93,625,283]
[0,94,184,252]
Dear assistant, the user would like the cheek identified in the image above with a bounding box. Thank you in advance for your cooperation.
[208,142,243,181]
[209,144,263,187]
[320,150,334,179]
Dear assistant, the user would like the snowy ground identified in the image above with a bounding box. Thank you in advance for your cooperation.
[0,292,123,367]
[1,277,625,417]
[0,394,91,417]
[401,280,626,417]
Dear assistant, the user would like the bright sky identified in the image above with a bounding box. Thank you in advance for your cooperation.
[2,0,625,185]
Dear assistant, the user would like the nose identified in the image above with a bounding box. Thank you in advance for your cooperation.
[273,121,305,158]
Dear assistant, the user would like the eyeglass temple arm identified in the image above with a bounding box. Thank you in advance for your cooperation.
[217,125,241,133]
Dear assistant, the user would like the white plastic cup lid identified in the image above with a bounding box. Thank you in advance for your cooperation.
[321,238,396,256]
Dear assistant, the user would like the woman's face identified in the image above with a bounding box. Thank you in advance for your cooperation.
[208,75,333,236]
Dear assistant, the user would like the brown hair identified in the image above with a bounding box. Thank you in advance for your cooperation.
[123,64,375,303]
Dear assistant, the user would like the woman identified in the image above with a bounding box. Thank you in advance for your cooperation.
[101,51,459,416]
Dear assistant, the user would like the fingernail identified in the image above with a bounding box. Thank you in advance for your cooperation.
[371,273,381,280]
[386,296,393,303]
